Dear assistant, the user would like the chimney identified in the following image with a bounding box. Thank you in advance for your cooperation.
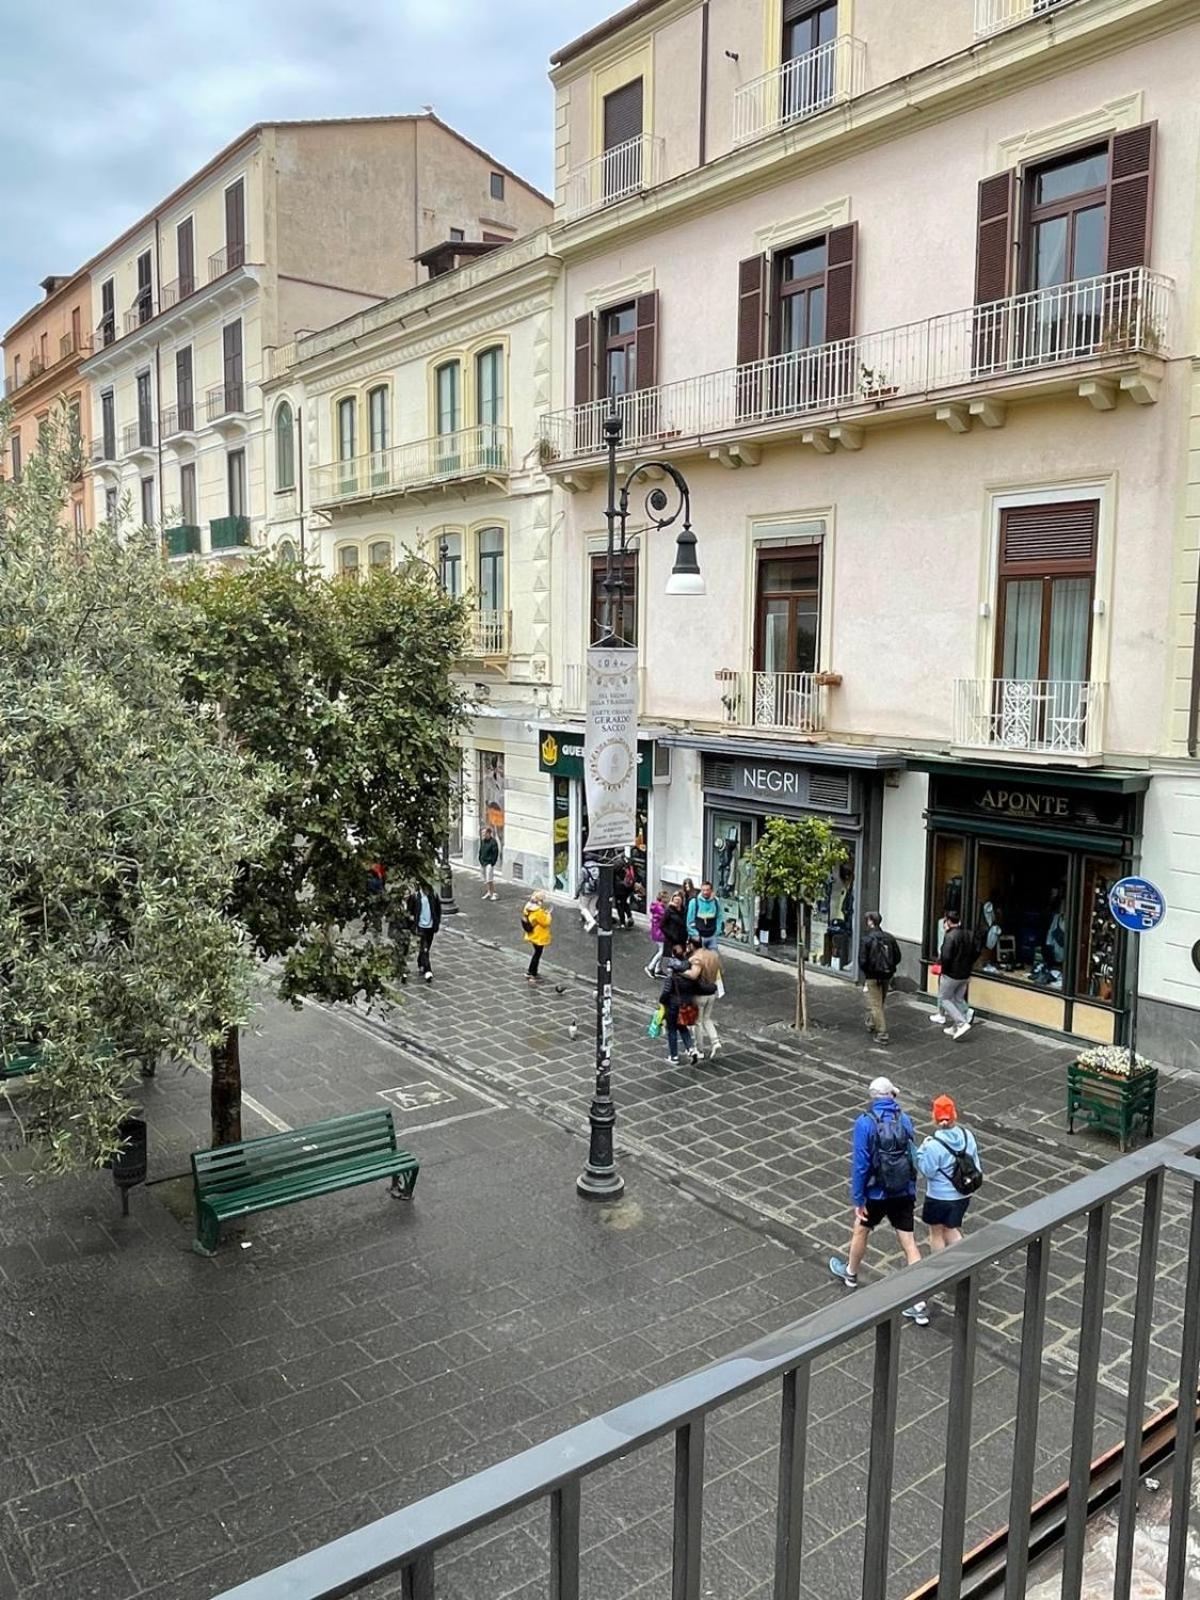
[40,275,69,297]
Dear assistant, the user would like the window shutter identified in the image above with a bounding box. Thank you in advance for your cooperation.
[736,255,768,366]
[824,222,858,342]
[574,313,595,405]
[974,171,1016,304]
[1106,121,1156,274]
[634,292,658,391]
[1000,502,1098,570]
[603,79,644,151]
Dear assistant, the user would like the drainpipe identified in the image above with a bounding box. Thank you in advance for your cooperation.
[296,403,306,564]
[698,1,710,168]
[1189,543,1200,757]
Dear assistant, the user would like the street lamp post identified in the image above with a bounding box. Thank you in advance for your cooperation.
[577,409,703,1201]
[436,534,459,916]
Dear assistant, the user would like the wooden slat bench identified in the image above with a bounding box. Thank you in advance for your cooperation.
[0,1046,40,1082]
[191,1107,419,1255]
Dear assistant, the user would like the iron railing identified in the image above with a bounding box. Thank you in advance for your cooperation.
[123,295,155,336]
[159,272,197,311]
[206,381,246,421]
[121,420,155,455]
[96,314,116,349]
[733,35,867,145]
[91,436,117,466]
[213,1115,1200,1600]
[540,266,1171,463]
[310,425,512,507]
[954,677,1106,755]
[975,0,1074,35]
[560,134,665,222]
[208,242,246,281]
[718,669,827,733]
[160,401,196,437]
[461,609,511,658]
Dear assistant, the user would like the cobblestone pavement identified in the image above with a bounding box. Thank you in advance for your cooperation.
[0,880,1194,1600]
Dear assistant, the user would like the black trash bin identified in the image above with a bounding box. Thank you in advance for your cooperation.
[109,1116,147,1215]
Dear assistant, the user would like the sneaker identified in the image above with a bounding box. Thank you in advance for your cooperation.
[948,1021,971,1041]
[689,1050,701,1065]
[965,1006,975,1023]
[877,1034,890,1045]
[903,1303,930,1326]
[928,1012,946,1025]
[424,971,433,984]
[709,1041,722,1058]
[644,964,658,979]
[667,1056,679,1065]
[829,1258,858,1289]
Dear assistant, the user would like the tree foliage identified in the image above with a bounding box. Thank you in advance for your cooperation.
[750,815,849,1031]
[174,556,467,1140]
[0,408,271,1169]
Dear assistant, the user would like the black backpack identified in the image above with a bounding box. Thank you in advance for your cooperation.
[862,930,899,980]
[934,1131,983,1195]
[868,1111,914,1197]
[520,907,535,935]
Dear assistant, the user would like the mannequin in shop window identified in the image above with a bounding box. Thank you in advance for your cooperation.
[733,849,756,943]
[979,902,1011,973]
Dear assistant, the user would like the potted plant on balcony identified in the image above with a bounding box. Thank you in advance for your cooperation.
[813,670,843,688]
[1067,1042,1157,1151]
[1095,309,1161,356]
[858,363,898,403]
[536,436,561,468]
[715,668,742,722]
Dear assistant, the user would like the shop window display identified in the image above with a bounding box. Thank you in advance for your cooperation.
[974,843,1069,990]
[711,813,758,943]
[1078,857,1119,1002]
[552,778,571,893]
[709,814,855,971]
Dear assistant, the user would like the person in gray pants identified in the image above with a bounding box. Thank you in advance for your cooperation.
[931,910,977,1041]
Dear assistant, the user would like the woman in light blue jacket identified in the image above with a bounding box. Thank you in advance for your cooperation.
[916,1094,981,1251]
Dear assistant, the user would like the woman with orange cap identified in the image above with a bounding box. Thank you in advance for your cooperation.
[916,1095,982,1251]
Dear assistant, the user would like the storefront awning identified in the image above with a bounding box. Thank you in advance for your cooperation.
[906,756,1150,793]
[659,734,907,771]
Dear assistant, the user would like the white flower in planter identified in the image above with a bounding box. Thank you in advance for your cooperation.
[1075,1043,1151,1079]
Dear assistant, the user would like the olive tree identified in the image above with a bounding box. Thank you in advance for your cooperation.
[749,815,849,1032]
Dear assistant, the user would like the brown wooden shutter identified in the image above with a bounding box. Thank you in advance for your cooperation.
[1000,501,1098,572]
[824,223,858,341]
[974,171,1017,304]
[603,79,644,151]
[634,292,658,391]
[573,313,594,405]
[736,255,768,366]
[1106,121,1156,273]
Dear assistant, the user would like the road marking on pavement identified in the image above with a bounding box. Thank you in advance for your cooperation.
[190,1061,293,1133]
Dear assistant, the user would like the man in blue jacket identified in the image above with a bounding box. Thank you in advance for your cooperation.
[829,1076,928,1325]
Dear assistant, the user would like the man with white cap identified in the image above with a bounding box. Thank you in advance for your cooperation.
[829,1076,928,1325]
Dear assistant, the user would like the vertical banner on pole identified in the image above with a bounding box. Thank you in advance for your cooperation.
[584,645,640,854]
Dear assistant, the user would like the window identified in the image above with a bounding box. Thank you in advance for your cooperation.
[368,386,389,453]
[180,462,197,525]
[67,398,82,472]
[276,539,298,566]
[9,430,21,484]
[104,486,118,524]
[136,370,153,447]
[490,171,505,201]
[1027,147,1108,291]
[449,227,465,243]
[602,78,644,199]
[275,401,295,490]
[73,499,85,534]
[175,346,194,431]
[11,355,20,388]
[38,332,48,368]
[101,389,116,459]
[136,250,153,325]
[476,346,504,466]
[337,396,357,460]
[996,502,1098,686]
[227,449,246,518]
[438,531,462,597]
[782,0,838,117]
[177,217,195,296]
[71,306,82,351]
[100,278,115,346]
[775,239,828,354]
[369,540,392,573]
[600,303,637,399]
[755,549,821,676]
[477,526,505,615]
[36,412,49,454]
[435,362,462,473]
[223,319,243,412]
[975,841,1069,988]
[225,178,246,270]
[140,475,156,528]
[590,551,638,646]
[337,545,360,584]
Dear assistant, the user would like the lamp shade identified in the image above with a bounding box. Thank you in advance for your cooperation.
[666,524,704,597]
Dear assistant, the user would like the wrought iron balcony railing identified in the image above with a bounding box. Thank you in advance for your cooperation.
[209,514,250,550]
[310,425,511,507]
[206,382,246,422]
[460,609,511,659]
[123,296,155,337]
[954,677,1106,756]
[540,267,1171,464]
[975,0,1073,36]
[733,35,867,145]
[159,273,197,312]
[718,669,827,734]
[121,420,155,455]
[560,134,665,222]
[160,402,196,437]
[208,242,246,282]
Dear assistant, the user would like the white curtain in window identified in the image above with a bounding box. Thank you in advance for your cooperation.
[1001,580,1042,680]
[1047,576,1091,683]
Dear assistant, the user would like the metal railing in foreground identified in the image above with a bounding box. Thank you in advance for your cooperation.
[213,1116,1200,1600]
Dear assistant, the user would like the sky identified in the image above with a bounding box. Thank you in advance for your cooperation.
[0,0,605,334]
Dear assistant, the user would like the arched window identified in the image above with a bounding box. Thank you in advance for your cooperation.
[275,401,295,490]
[435,361,461,474]
[475,346,505,468]
[477,526,505,614]
[369,540,392,573]
[337,544,360,585]
[276,538,298,566]
[438,531,462,597]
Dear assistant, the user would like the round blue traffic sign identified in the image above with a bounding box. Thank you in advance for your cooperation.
[1108,877,1167,933]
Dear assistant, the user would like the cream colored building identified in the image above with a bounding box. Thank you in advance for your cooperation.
[264,230,563,887]
[536,0,1200,1059]
[79,114,549,559]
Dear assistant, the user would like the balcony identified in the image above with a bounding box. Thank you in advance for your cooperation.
[208,242,246,282]
[159,274,197,312]
[540,268,1171,469]
[717,670,829,735]
[209,514,250,551]
[561,135,665,223]
[160,402,197,443]
[95,316,116,350]
[59,331,91,361]
[90,437,118,467]
[163,524,202,559]
[733,36,866,146]
[459,610,511,661]
[123,297,155,337]
[953,678,1106,757]
[310,425,512,509]
[205,381,251,437]
[975,0,1073,35]
[121,421,155,460]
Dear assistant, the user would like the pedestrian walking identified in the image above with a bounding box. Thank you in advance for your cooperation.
[685,937,723,1058]
[646,889,668,979]
[829,1076,929,1324]
[659,943,699,1065]
[613,857,636,930]
[858,911,902,1045]
[687,881,721,949]
[478,827,500,900]
[576,857,600,933]
[661,890,688,957]
[917,1095,983,1251]
[930,909,978,1040]
[522,890,552,983]
[406,882,441,984]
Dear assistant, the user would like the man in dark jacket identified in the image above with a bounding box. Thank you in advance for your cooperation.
[859,912,902,1044]
[934,910,977,1040]
[478,828,500,901]
[406,884,442,984]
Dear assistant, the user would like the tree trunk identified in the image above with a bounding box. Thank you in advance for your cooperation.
[796,908,809,1033]
[210,1025,243,1146]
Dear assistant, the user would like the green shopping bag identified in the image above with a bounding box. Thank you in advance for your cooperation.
[647,1003,665,1039]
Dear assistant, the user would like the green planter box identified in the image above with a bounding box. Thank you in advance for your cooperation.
[210,515,250,550]
[164,524,201,558]
[1067,1061,1157,1151]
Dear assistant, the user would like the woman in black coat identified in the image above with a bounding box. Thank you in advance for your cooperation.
[660,890,688,953]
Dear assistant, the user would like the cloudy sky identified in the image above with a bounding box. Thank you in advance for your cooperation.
[0,0,604,333]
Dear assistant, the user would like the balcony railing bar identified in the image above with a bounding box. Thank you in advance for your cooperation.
[310,425,511,506]
[560,135,665,222]
[733,35,866,145]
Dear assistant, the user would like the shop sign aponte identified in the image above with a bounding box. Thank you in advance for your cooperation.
[538,729,654,787]
[931,775,1130,833]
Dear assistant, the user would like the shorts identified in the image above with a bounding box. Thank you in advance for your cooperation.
[860,1195,915,1232]
[922,1196,971,1228]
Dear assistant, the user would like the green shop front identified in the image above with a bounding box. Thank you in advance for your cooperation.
[538,727,665,910]
[919,765,1148,1042]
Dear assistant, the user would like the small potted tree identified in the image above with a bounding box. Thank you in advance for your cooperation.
[749,816,848,1032]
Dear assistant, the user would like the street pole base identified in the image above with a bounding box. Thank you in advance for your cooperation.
[577,1166,625,1201]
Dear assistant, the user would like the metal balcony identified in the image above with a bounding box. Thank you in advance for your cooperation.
[560,134,665,222]
[91,437,117,466]
[733,35,867,145]
[954,677,1106,756]
[160,402,197,438]
[718,669,828,734]
[310,425,511,508]
[208,242,246,282]
[460,609,511,660]
[206,382,246,423]
[975,0,1073,35]
[121,421,155,456]
[540,267,1171,465]
[159,273,197,312]
[209,514,250,551]
[163,524,202,559]
[123,296,155,337]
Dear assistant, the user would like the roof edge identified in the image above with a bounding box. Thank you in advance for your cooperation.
[551,0,675,68]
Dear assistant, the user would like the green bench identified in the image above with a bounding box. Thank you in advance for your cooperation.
[191,1107,419,1255]
[0,1046,40,1082]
